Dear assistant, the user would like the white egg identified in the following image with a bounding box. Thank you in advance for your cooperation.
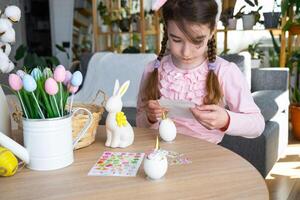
[144,153,168,180]
[159,118,177,142]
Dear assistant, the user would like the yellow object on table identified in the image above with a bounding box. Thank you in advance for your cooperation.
[0,147,18,177]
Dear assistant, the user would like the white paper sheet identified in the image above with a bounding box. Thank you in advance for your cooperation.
[158,99,195,119]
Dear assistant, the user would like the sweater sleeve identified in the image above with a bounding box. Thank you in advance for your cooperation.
[220,62,265,138]
[136,61,159,129]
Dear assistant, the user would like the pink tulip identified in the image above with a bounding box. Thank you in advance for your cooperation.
[8,73,23,91]
[68,83,79,94]
[53,65,66,83]
[45,78,58,95]
[63,70,72,86]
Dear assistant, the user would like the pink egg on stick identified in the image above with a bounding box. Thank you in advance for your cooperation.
[8,73,29,118]
[67,84,79,113]
[45,78,61,117]
[54,65,66,116]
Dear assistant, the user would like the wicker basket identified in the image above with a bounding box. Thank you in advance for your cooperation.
[12,90,107,150]
[68,90,106,150]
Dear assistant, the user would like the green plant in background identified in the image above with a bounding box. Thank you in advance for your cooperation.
[247,42,265,62]
[97,1,111,25]
[281,0,300,31]
[268,48,279,67]
[243,0,263,25]
[15,44,69,70]
[287,50,300,103]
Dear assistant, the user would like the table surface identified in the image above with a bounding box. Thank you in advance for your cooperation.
[0,126,269,200]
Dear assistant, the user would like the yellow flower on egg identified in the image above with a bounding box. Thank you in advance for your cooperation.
[116,112,128,127]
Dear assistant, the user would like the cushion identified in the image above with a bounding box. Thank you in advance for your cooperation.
[252,90,288,122]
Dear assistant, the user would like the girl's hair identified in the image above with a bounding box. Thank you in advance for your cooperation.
[143,0,222,105]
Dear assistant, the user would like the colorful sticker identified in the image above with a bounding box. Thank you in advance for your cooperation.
[88,151,145,177]
[161,150,192,165]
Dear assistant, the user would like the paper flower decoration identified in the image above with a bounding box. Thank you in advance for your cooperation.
[63,70,72,86]
[8,73,22,91]
[16,69,26,78]
[116,112,128,127]
[67,84,78,94]
[53,65,66,83]
[31,68,42,80]
[43,67,52,78]
[71,71,83,86]
[45,78,58,95]
[23,74,37,92]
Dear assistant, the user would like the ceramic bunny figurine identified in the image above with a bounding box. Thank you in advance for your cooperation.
[105,80,134,148]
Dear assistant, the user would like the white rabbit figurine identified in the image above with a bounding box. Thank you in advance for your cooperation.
[105,80,134,148]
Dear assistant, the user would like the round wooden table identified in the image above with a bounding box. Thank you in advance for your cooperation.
[0,126,269,200]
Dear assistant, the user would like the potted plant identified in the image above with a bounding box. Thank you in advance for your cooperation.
[221,6,245,30]
[97,1,111,33]
[247,42,265,68]
[282,0,300,34]
[288,50,300,140]
[263,0,281,29]
[240,0,263,30]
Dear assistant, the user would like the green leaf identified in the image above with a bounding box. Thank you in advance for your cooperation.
[283,19,293,31]
[55,44,66,52]
[281,0,289,16]
[245,0,255,7]
[15,45,28,61]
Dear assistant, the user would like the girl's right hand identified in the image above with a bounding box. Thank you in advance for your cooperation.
[145,100,167,124]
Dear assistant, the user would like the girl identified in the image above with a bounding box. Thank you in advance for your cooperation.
[136,0,265,144]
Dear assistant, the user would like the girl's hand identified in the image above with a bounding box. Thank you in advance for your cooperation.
[145,100,168,124]
[190,105,229,130]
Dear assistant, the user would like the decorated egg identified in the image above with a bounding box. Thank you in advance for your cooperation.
[53,65,66,82]
[30,68,42,80]
[63,70,72,86]
[0,147,18,177]
[43,67,52,78]
[8,73,23,91]
[45,78,59,95]
[67,83,78,94]
[23,74,37,92]
[16,70,26,78]
[159,113,177,142]
[71,71,83,87]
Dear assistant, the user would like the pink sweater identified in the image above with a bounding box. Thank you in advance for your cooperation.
[136,55,265,144]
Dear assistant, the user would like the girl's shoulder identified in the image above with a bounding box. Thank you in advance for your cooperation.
[215,56,243,75]
[144,55,171,72]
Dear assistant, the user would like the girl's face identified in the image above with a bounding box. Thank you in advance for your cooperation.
[167,20,213,70]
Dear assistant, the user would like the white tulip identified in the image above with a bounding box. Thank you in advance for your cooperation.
[4,5,21,23]
[16,70,26,78]
[0,27,15,43]
[0,42,11,56]
[0,18,12,34]
[0,51,10,73]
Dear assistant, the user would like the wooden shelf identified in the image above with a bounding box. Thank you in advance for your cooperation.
[76,8,92,17]
[97,29,157,35]
[73,18,88,28]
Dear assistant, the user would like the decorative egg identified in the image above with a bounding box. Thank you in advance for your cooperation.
[53,65,66,83]
[16,70,26,78]
[30,68,42,80]
[4,5,21,23]
[71,71,83,87]
[43,67,53,78]
[23,74,37,92]
[144,150,168,180]
[45,78,59,95]
[8,73,23,91]
[159,114,177,142]
[0,147,18,177]
[67,84,79,94]
[63,70,72,86]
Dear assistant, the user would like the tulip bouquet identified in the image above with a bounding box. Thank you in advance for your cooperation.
[8,65,83,119]
[0,5,21,73]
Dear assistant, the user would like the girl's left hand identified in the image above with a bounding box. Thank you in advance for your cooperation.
[190,105,229,130]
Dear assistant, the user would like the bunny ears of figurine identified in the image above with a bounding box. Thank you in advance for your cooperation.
[112,80,130,97]
[151,0,222,23]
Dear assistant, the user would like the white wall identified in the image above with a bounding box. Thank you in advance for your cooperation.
[49,0,74,69]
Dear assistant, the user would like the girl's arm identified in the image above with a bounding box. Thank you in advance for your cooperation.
[220,62,265,138]
[136,62,159,129]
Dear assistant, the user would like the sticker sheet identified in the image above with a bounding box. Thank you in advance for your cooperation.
[88,151,145,177]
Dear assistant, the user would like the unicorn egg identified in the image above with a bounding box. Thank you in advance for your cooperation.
[71,71,83,87]
[144,149,168,180]
[45,78,58,95]
[23,74,37,92]
[159,117,177,142]
[53,65,66,82]
[8,73,23,91]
